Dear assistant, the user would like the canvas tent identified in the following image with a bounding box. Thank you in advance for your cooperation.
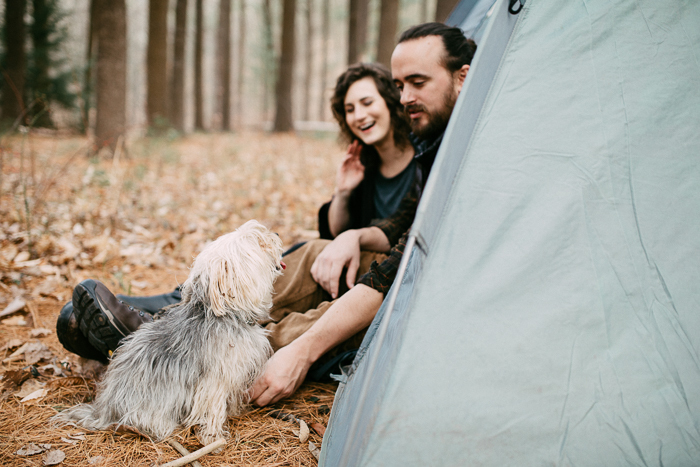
[319,0,700,465]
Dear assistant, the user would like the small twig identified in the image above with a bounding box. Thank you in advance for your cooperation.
[166,439,203,467]
[26,302,42,329]
[159,438,225,467]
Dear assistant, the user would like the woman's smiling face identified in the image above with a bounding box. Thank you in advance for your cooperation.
[344,76,393,147]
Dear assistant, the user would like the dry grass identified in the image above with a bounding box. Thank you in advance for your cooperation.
[0,130,345,466]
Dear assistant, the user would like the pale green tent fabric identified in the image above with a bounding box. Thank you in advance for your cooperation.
[320,0,700,465]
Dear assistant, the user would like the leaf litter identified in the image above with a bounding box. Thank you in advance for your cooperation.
[1,131,345,465]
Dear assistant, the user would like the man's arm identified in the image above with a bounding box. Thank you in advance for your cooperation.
[249,284,383,406]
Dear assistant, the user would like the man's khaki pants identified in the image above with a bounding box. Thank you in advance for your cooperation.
[263,239,387,351]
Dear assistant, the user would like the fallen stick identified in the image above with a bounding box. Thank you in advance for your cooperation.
[166,440,203,467]
[159,438,225,467]
[26,302,42,329]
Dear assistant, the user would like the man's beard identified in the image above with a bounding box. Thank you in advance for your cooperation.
[407,88,457,140]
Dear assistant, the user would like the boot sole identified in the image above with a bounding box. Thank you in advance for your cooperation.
[72,280,127,358]
[56,302,109,363]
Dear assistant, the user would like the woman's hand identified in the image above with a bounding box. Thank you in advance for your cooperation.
[335,140,366,196]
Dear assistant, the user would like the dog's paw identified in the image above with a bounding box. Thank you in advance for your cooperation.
[195,427,229,452]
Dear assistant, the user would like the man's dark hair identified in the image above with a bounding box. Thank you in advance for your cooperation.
[331,62,412,152]
[399,22,477,73]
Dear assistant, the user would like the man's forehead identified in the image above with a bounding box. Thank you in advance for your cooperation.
[391,35,447,80]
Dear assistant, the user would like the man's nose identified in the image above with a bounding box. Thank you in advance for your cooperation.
[400,87,415,106]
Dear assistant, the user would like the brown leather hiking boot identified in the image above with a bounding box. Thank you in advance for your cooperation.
[72,279,154,359]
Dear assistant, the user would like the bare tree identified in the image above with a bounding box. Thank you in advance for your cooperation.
[421,0,431,22]
[273,0,296,132]
[318,0,329,121]
[261,0,275,121]
[1,0,27,126]
[347,0,369,65]
[94,0,126,152]
[235,0,246,128]
[170,0,188,132]
[147,0,169,127]
[435,0,459,23]
[81,0,98,131]
[302,0,313,121]
[194,0,205,130]
[216,0,232,130]
[376,0,399,67]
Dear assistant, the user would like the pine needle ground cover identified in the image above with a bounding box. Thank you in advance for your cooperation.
[0,131,344,466]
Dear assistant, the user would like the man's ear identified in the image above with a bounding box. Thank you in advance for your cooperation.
[455,64,470,94]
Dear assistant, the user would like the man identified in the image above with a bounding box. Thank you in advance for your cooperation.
[58,22,476,406]
[249,22,476,405]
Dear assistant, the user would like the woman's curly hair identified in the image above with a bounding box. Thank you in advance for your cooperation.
[330,62,412,165]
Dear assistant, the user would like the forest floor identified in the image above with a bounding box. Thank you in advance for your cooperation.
[0,129,345,466]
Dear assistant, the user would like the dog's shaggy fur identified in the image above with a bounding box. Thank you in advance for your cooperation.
[54,220,284,445]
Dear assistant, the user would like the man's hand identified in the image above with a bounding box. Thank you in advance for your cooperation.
[310,229,362,299]
[249,341,313,407]
[249,285,384,406]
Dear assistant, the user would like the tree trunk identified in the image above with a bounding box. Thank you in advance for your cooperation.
[302,0,312,121]
[273,0,296,132]
[1,0,27,126]
[147,0,169,127]
[261,0,274,122]
[216,0,232,130]
[376,0,399,68]
[28,0,54,127]
[421,0,431,22]
[435,0,459,23]
[347,0,369,65]
[82,0,98,132]
[170,0,187,132]
[94,0,126,152]
[235,0,246,128]
[318,0,328,121]
[194,0,204,130]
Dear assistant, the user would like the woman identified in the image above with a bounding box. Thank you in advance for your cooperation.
[318,62,416,239]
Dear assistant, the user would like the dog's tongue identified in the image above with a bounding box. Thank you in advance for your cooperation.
[281,261,286,270]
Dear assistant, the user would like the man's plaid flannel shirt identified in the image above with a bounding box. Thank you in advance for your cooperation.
[357,134,443,295]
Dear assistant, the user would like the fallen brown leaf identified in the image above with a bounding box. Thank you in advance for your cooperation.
[308,441,321,460]
[1,315,28,327]
[20,388,48,402]
[310,422,326,436]
[16,443,51,456]
[43,448,66,465]
[0,297,26,317]
[298,419,310,443]
[2,367,32,389]
[1,338,24,351]
[24,341,54,365]
[30,328,53,338]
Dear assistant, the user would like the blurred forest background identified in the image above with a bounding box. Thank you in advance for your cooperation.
[0,0,460,146]
[0,2,463,462]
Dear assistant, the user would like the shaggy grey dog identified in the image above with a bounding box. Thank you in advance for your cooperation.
[54,220,285,445]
